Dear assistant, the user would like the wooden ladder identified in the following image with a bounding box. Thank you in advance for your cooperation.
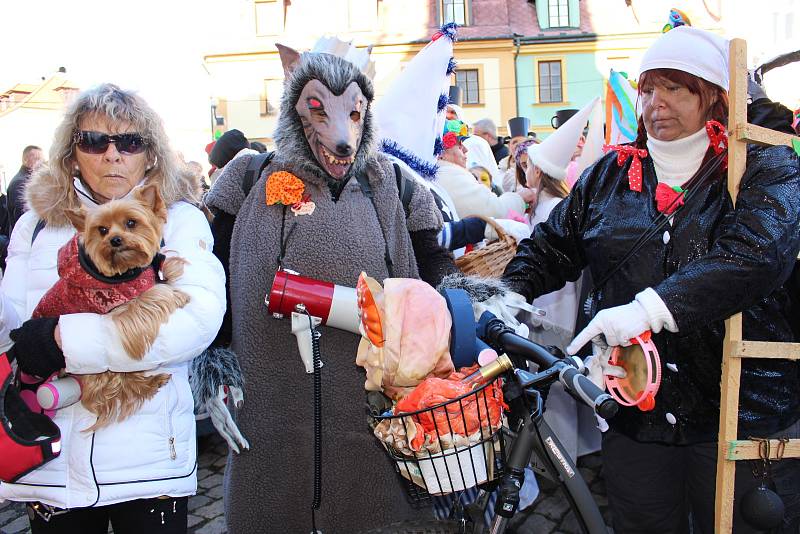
[715,37,800,533]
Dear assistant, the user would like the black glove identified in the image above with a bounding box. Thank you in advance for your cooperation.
[8,317,65,378]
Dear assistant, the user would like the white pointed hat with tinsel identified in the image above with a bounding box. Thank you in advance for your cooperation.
[527,97,600,180]
[374,23,458,179]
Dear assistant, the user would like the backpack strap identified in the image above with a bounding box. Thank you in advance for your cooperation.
[393,163,415,219]
[242,151,275,198]
[31,219,47,245]
[354,173,395,278]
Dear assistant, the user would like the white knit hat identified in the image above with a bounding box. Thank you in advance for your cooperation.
[374,24,457,179]
[639,26,729,91]
[527,97,599,180]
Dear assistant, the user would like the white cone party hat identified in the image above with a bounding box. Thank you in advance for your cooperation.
[374,24,457,179]
[575,98,605,177]
[527,97,600,180]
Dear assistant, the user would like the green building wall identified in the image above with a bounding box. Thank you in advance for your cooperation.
[515,50,604,139]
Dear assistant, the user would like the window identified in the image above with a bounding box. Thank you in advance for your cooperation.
[548,0,569,27]
[456,69,479,105]
[442,0,467,25]
[349,0,378,31]
[261,79,282,116]
[255,0,284,36]
[538,61,562,103]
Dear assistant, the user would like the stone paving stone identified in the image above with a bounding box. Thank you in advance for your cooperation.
[531,494,571,522]
[189,495,212,512]
[206,485,224,500]
[197,467,213,481]
[198,473,224,490]
[2,514,31,534]
[194,499,224,520]
[213,455,228,468]
[193,515,227,534]
[187,513,204,528]
[0,509,20,526]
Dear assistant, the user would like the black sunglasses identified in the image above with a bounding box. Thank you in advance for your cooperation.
[75,131,147,155]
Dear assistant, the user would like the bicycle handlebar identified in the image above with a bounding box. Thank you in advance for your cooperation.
[477,312,619,420]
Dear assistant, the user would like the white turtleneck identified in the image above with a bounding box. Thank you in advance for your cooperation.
[646,127,708,188]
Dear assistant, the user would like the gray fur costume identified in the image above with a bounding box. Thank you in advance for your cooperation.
[205,52,442,533]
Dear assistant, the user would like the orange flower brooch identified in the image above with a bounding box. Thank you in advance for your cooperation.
[265,171,315,216]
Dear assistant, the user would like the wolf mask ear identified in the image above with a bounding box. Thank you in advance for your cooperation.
[276,43,301,79]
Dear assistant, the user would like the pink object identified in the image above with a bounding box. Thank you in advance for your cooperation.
[505,210,527,224]
[604,331,661,412]
[18,372,60,418]
[565,160,579,189]
[477,348,499,366]
[37,376,82,411]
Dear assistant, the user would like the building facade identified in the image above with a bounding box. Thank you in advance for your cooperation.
[203,1,733,145]
[0,73,79,190]
[203,0,538,145]
[515,0,726,139]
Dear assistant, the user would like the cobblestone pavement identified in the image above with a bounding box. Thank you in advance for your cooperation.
[1,434,612,533]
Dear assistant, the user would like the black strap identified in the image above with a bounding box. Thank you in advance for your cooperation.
[31,219,47,245]
[393,163,415,218]
[354,173,395,277]
[242,151,276,198]
[591,150,728,295]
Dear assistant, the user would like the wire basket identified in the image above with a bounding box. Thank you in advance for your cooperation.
[454,215,518,278]
[373,377,507,501]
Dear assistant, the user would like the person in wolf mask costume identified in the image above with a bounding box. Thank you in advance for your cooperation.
[201,39,454,533]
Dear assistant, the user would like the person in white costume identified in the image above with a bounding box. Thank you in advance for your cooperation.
[523,98,603,460]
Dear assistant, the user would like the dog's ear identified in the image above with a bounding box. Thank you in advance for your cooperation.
[65,207,86,233]
[134,183,167,221]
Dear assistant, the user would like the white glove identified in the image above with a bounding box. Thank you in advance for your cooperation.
[583,339,625,433]
[567,288,678,354]
[207,385,250,454]
[485,218,531,244]
[567,301,650,354]
[583,337,626,389]
[473,291,544,338]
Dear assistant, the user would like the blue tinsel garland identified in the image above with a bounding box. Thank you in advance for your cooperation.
[438,22,459,42]
[380,140,439,180]
[433,136,444,156]
[446,57,458,76]
[437,93,450,113]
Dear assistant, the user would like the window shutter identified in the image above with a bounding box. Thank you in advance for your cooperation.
[536,1,550,30]
[568,0,579,28]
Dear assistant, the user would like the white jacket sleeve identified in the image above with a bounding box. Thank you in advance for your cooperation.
[60,203,226,374]
[438,163,526,220]
[0,212,37,352]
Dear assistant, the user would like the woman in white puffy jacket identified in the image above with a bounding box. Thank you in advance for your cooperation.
[0,84,225,534]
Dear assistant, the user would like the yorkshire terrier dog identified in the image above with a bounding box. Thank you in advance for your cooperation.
[31,183,190,431]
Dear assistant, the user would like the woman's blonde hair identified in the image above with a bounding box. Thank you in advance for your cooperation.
[48,83,199,210]
[534,166,570,200]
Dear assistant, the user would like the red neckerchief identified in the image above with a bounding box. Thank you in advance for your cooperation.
[602,144,648,192]
[606,121,729,214]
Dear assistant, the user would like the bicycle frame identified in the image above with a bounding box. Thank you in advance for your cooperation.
[484,376,606,534]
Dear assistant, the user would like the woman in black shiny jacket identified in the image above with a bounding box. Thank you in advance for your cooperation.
[502,27,800,534]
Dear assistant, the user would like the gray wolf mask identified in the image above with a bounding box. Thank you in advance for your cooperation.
[274,44,376,182]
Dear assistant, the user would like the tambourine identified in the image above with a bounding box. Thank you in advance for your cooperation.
[604,331,661,412]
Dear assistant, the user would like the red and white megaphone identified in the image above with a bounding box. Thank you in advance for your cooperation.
[265,270,360,373]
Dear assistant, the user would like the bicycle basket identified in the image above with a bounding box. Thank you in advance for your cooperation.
[373,377,507,500]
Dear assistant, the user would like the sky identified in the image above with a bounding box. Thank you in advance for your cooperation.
[0,0,227,162]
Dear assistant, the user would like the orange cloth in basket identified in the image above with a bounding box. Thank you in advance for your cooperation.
[394,366,506,449]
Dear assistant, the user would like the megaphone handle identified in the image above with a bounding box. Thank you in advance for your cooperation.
[291,312,323,374]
